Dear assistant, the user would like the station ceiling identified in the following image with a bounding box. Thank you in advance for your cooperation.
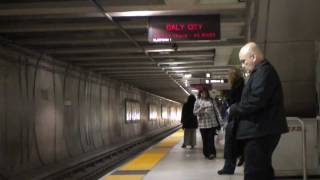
[0,0,247,103]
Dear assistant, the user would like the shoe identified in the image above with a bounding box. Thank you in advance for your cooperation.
[217,169,234,175]
[208,154,216,160]
[181,144,186,148]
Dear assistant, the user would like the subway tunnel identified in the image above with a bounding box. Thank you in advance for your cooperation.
[0,0,320,179]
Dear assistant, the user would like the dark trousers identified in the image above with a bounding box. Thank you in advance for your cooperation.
[223,120,243,171]
[199,127,216,158]
[243,134,281,180]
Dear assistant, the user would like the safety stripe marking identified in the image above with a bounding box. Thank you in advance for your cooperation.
[111,170,149,175]
[103,175,144,180]
[102,129,183,180]
[119,150,167,170]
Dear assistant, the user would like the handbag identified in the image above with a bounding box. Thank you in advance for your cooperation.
[210,98,222,130]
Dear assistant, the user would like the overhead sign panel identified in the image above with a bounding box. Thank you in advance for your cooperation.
[148,15,220,43]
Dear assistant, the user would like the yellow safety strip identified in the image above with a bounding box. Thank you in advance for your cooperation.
[104,175,144,180]
[102,129,183,180]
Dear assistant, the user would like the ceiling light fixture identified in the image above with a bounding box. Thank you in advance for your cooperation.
[184,80,189,87]
[183,73,192,79]
[145,48,175,53]
[152,38,171,43]
[167,66,184,70]
[209,79,226,83]
[107,11,157,17]
[191,89,199,93]
[172,70,187,73]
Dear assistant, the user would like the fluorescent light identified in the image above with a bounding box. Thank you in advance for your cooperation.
[206,73,211,78]
[167,66,184,69]
[184,80,189,87]
[191,89,199,93]
[145,48,174,53]
[152,38,171,42]
[210,79,224,83]
[171,70,187,73]
[205,79,210,84]
[183,73,192,79]
[107,11,156,17]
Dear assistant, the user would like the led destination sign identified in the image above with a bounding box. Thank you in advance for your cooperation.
[148,15,220,42]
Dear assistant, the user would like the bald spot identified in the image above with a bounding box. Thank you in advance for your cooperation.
[239,42,264,60]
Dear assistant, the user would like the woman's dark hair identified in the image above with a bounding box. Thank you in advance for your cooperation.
[197,90,203,99]
[229,67,243,88]
[202,88,211,99]
[186,94,196,105]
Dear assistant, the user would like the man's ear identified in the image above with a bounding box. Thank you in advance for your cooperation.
[251,54,257,63]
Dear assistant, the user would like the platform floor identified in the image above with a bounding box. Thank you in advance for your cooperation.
[143,131,244,180]
[99,129,314,180]
[100,129,244,180]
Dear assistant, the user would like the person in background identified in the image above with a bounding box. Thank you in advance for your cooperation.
[181,94,198,149]
[229,42,288,180]
[218,67,245,175]
[193,89,222,160]
[215,91,229,122]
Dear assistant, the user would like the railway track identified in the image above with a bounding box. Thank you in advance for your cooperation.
[37,126,180,180]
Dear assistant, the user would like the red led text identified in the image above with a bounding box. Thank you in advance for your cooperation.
[166,23,204,31]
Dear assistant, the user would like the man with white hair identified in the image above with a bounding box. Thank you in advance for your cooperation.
[229,42,288,180]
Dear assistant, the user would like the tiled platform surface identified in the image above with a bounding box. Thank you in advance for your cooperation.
[143,130,243,180]
[100,129,314,180]
[100,129,243,180]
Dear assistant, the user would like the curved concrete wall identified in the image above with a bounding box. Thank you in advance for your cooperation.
[316,42,320,115]
[248,0,320,117]
[0,45,182,178]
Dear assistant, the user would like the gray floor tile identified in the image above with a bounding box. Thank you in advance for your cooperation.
[144,130,244,180]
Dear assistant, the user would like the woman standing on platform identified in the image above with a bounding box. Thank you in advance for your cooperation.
[194,89,222,159]
[218,67,245,175]
[181,94,198,149]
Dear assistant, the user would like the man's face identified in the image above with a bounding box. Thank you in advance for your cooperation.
[239,54,255,74]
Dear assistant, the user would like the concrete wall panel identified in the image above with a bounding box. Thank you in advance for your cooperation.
[90,82,104,148]
[316,42,320,115]
[0,60,7,169]
[251,0,319,116]
[3,63,21,167]
[34,69,56,164]
[266,42,317,116]
[282,82,317,117]
[53,72,69,161]
[63,75,84,156]
[255,0,320,43]
[100,86,110,145]
[266,42,315,81]
[267,0,320,42]
[25,63,42,167]
[0,46,181,178]
[251,0,269,43]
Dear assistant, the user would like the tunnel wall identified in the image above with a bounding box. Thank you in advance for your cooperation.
[247,0,320,117]
[316,42,320,115]
[0,45,181,178]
